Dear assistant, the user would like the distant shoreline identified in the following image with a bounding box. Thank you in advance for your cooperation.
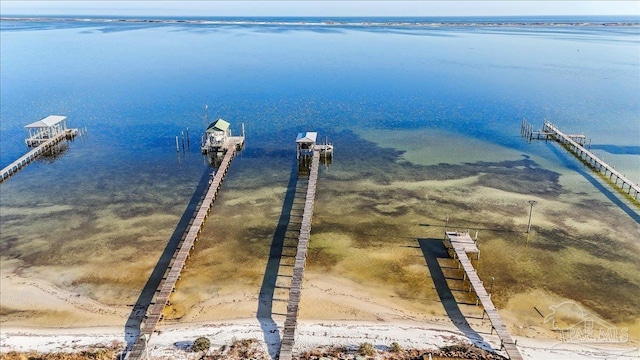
[1,16,639,28]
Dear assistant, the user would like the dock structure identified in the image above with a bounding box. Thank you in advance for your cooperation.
[295,131,333,159]
[126,136,245,360]
[521,119,586,145]
[522,119,640,200]
[444,231,523,360]
[1,115,78,183]
[279,139,325,360]
[201,118,245,154]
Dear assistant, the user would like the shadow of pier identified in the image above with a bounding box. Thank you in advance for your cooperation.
[548,143,640,224]
[417,238,494,351]
[123,169,213,352]
[257,162,300,359]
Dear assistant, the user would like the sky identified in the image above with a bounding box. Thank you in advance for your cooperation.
[1,0,639,17]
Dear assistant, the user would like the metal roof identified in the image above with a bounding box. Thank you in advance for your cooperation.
[206,119,230,132]
[296,132,317,143]
[25,115,67,128]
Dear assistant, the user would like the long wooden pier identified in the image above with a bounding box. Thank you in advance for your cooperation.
[522,119,639,201]
[0,129,77,183]
[279,150,320,360]
[126,136,244,360]
[444,231,523,360]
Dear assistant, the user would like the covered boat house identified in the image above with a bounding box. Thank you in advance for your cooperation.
[25,115,69,147]
[296,132,317,159]
[202,119,232,153]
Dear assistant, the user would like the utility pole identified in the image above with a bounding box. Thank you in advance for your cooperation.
[527,200,537,233]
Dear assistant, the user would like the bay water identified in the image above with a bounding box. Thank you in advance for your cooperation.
[1,17,638,332]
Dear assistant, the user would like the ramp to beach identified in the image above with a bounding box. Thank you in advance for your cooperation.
[125,136,244,360]
[445,231,523,360]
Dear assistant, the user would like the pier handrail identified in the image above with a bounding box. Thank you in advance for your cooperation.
[279,150,320,360]
[1,129,76,183]
[544,121,640,197]
[125,136,244,360]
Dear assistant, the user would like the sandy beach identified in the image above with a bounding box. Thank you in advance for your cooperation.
[2,319,639,360]
[2,262,639,359]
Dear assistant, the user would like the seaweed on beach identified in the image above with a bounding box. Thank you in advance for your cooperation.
[202,338,269,360]
[297,340,508,359]
[0,341,123,360]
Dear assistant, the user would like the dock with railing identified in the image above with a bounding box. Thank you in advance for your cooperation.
[276,131,336,360]
[1,128,77,183]
[125,136,244,360]
[522,119,639,200]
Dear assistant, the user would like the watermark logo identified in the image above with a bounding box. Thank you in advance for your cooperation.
[543,301,628,343]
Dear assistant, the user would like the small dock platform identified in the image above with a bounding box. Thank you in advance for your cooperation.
[126,136,244,360]
[1,115,78,183]
[522,119,640,200]
[444,231,523,360]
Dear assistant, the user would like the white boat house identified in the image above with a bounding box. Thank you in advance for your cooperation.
[25,115,69,147]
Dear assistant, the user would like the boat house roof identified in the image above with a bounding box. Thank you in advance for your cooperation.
[296,132,318,144]
[206,119,230,132]
[25,115,67,129]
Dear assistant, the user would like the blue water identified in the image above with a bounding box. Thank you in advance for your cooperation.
[1,18,638,157]
[1,16,638,220]
[0,17,639,322]
[1,16,638,218]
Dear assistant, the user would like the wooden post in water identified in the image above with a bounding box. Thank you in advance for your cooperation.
[175,136,179,153]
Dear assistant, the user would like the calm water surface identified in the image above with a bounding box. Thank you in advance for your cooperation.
[1,17,639,325]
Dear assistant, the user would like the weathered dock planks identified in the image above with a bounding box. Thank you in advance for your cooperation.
[445,232,523,360]
[0,129,77,183]
[126,137,244,360]
[279,150,320,360]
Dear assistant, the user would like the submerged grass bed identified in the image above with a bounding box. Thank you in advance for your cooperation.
[1,129,638,338]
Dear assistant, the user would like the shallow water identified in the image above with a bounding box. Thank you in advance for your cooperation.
[0,17,639,333]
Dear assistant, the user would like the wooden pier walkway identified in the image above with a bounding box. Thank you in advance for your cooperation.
[445,231,523,360]
[279,150,320,360]
[522,119,639,201]
[0,129,77,183]
[126,136,244,360]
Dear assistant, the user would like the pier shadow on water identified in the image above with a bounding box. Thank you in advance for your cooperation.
[548,143,640,224]
[123,168,213,352]
[257,162,300,359]
[417,238,494,351]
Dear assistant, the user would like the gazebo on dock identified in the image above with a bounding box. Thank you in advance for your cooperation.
[25,115,68,147]
[296,132,317,158]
